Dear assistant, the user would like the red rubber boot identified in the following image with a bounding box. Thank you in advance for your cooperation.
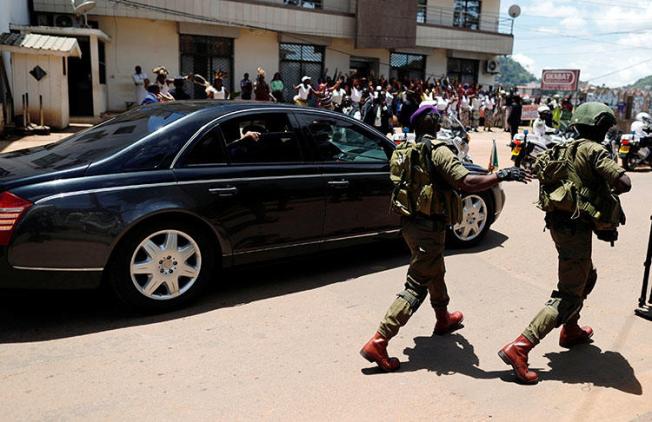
[559,323,593,348]
[498,335,539,384]
[360,332,400,372]
[434,308,464,335]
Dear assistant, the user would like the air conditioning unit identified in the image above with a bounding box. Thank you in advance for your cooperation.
[485,58,500,74]
[53,14,77,28]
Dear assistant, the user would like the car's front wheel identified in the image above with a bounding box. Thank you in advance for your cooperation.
[447,192,494,248]
[107,221,216,312]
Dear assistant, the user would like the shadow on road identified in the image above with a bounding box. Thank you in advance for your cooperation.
[399,333,510,380]
[445,230,509,256]
[0,240,410,343]
[0,229,510,344]
[360,333,512,380]
[540,344,643,395]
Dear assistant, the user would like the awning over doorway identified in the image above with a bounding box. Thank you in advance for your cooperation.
[0,32,82,58]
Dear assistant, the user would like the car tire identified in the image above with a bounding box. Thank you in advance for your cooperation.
[447,191,494,249]
[107,220,216,312]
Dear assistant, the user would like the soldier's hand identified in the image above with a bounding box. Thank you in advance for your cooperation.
[496,167,532,183]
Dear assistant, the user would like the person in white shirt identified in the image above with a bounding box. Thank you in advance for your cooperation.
[293,76,315,106]
[206,78,229,100]
[631,112,652,138]
[330,79,347,111]
[483,96,495,132]
[350,80,363,110]
[470,95,481,132]
[533,105,554,138]
[132,66,148,106]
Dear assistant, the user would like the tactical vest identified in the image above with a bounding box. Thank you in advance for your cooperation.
[389,135,463,225]
[533,139,625,230]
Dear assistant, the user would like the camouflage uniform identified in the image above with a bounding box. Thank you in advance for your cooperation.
[377,143,470,340]
[522,140,626,344]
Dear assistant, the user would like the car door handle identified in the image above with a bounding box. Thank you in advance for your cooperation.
[328,180,350,189]
[209,186,238,197]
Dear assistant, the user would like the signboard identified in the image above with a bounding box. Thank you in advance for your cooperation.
[541,69,580,91]
[522,104,539,121]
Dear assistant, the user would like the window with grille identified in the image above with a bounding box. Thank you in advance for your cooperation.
[179,35,234,99]
[454,0,482,30]
[279,43,325,103]
[447,58,479,85]
[390,53,426,82]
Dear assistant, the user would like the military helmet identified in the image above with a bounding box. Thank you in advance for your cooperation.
[570,102,616,128]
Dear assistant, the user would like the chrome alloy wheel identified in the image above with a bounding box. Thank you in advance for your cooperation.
[129,230,202,301]
[453,195,488,242]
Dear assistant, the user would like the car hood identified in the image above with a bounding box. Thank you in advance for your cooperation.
[0,146,90,192]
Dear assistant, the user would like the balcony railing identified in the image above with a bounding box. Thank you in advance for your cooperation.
[417,4,513,35]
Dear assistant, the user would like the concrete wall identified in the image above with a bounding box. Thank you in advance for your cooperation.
[327,38,390,79]
[0,0,30,126]
[234,29,280,86]
[417,24,513,55]
[35,0,356,39]
[95,17,179,111]
[425,49,448,80]
[0,0,30,33]
[12,53,69,129]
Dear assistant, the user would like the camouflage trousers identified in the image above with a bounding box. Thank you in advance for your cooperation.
[522,219,596,344]
[377,219,449,340]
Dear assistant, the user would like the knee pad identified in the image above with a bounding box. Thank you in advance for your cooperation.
[583,268,598,298]
[397,284,428,313]
[546,291,583,327]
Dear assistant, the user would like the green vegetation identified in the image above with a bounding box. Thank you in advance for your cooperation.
[496,56,538,87]
[628,75,652,89]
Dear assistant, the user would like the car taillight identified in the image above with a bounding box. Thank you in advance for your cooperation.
[0,192,32,246]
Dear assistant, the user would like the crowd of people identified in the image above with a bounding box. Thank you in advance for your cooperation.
[132,64,546,136]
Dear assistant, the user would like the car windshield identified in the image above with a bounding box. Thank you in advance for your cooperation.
[2,106,191,171]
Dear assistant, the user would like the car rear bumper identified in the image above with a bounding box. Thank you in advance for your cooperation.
[0,247,102,290]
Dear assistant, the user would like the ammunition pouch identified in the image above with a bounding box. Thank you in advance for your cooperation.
[546,290,583,327]
[397,283,428,312]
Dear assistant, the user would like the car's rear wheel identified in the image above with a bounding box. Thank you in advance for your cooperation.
[448,192,494,248]
[107,221,216,312]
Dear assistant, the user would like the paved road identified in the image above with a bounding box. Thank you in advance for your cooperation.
[0,129,650,421]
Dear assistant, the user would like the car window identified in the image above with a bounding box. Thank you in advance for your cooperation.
[220,113,303,164]
[182,127,227,166]
[301,116,390,163]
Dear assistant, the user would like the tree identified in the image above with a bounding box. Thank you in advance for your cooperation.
[496,56,538,87]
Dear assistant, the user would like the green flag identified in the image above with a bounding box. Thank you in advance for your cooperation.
[488,139,499,173]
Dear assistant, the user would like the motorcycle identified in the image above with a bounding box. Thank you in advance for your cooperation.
[509,129,572,169]
[391,115,471,163]
[619,132,652,171]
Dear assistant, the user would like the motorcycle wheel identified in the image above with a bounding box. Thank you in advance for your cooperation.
[623,155,640,172]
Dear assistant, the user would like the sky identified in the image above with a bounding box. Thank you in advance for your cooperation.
[501,0,652,87]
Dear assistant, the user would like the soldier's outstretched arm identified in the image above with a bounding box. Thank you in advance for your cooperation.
[456,167,531,193]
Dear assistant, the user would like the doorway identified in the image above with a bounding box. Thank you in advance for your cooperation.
[349,56,379,79]
[67,37,93,116]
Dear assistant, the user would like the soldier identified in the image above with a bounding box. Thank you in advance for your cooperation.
[498,103,632,384]
[360,105,531,372]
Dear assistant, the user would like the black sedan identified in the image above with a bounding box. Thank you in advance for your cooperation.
[0,102,504,310]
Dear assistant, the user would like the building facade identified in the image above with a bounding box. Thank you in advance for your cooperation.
[28,0,514,115]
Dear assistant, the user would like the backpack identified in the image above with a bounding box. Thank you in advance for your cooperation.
[389,136,463,224]
[533,139,625,230]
